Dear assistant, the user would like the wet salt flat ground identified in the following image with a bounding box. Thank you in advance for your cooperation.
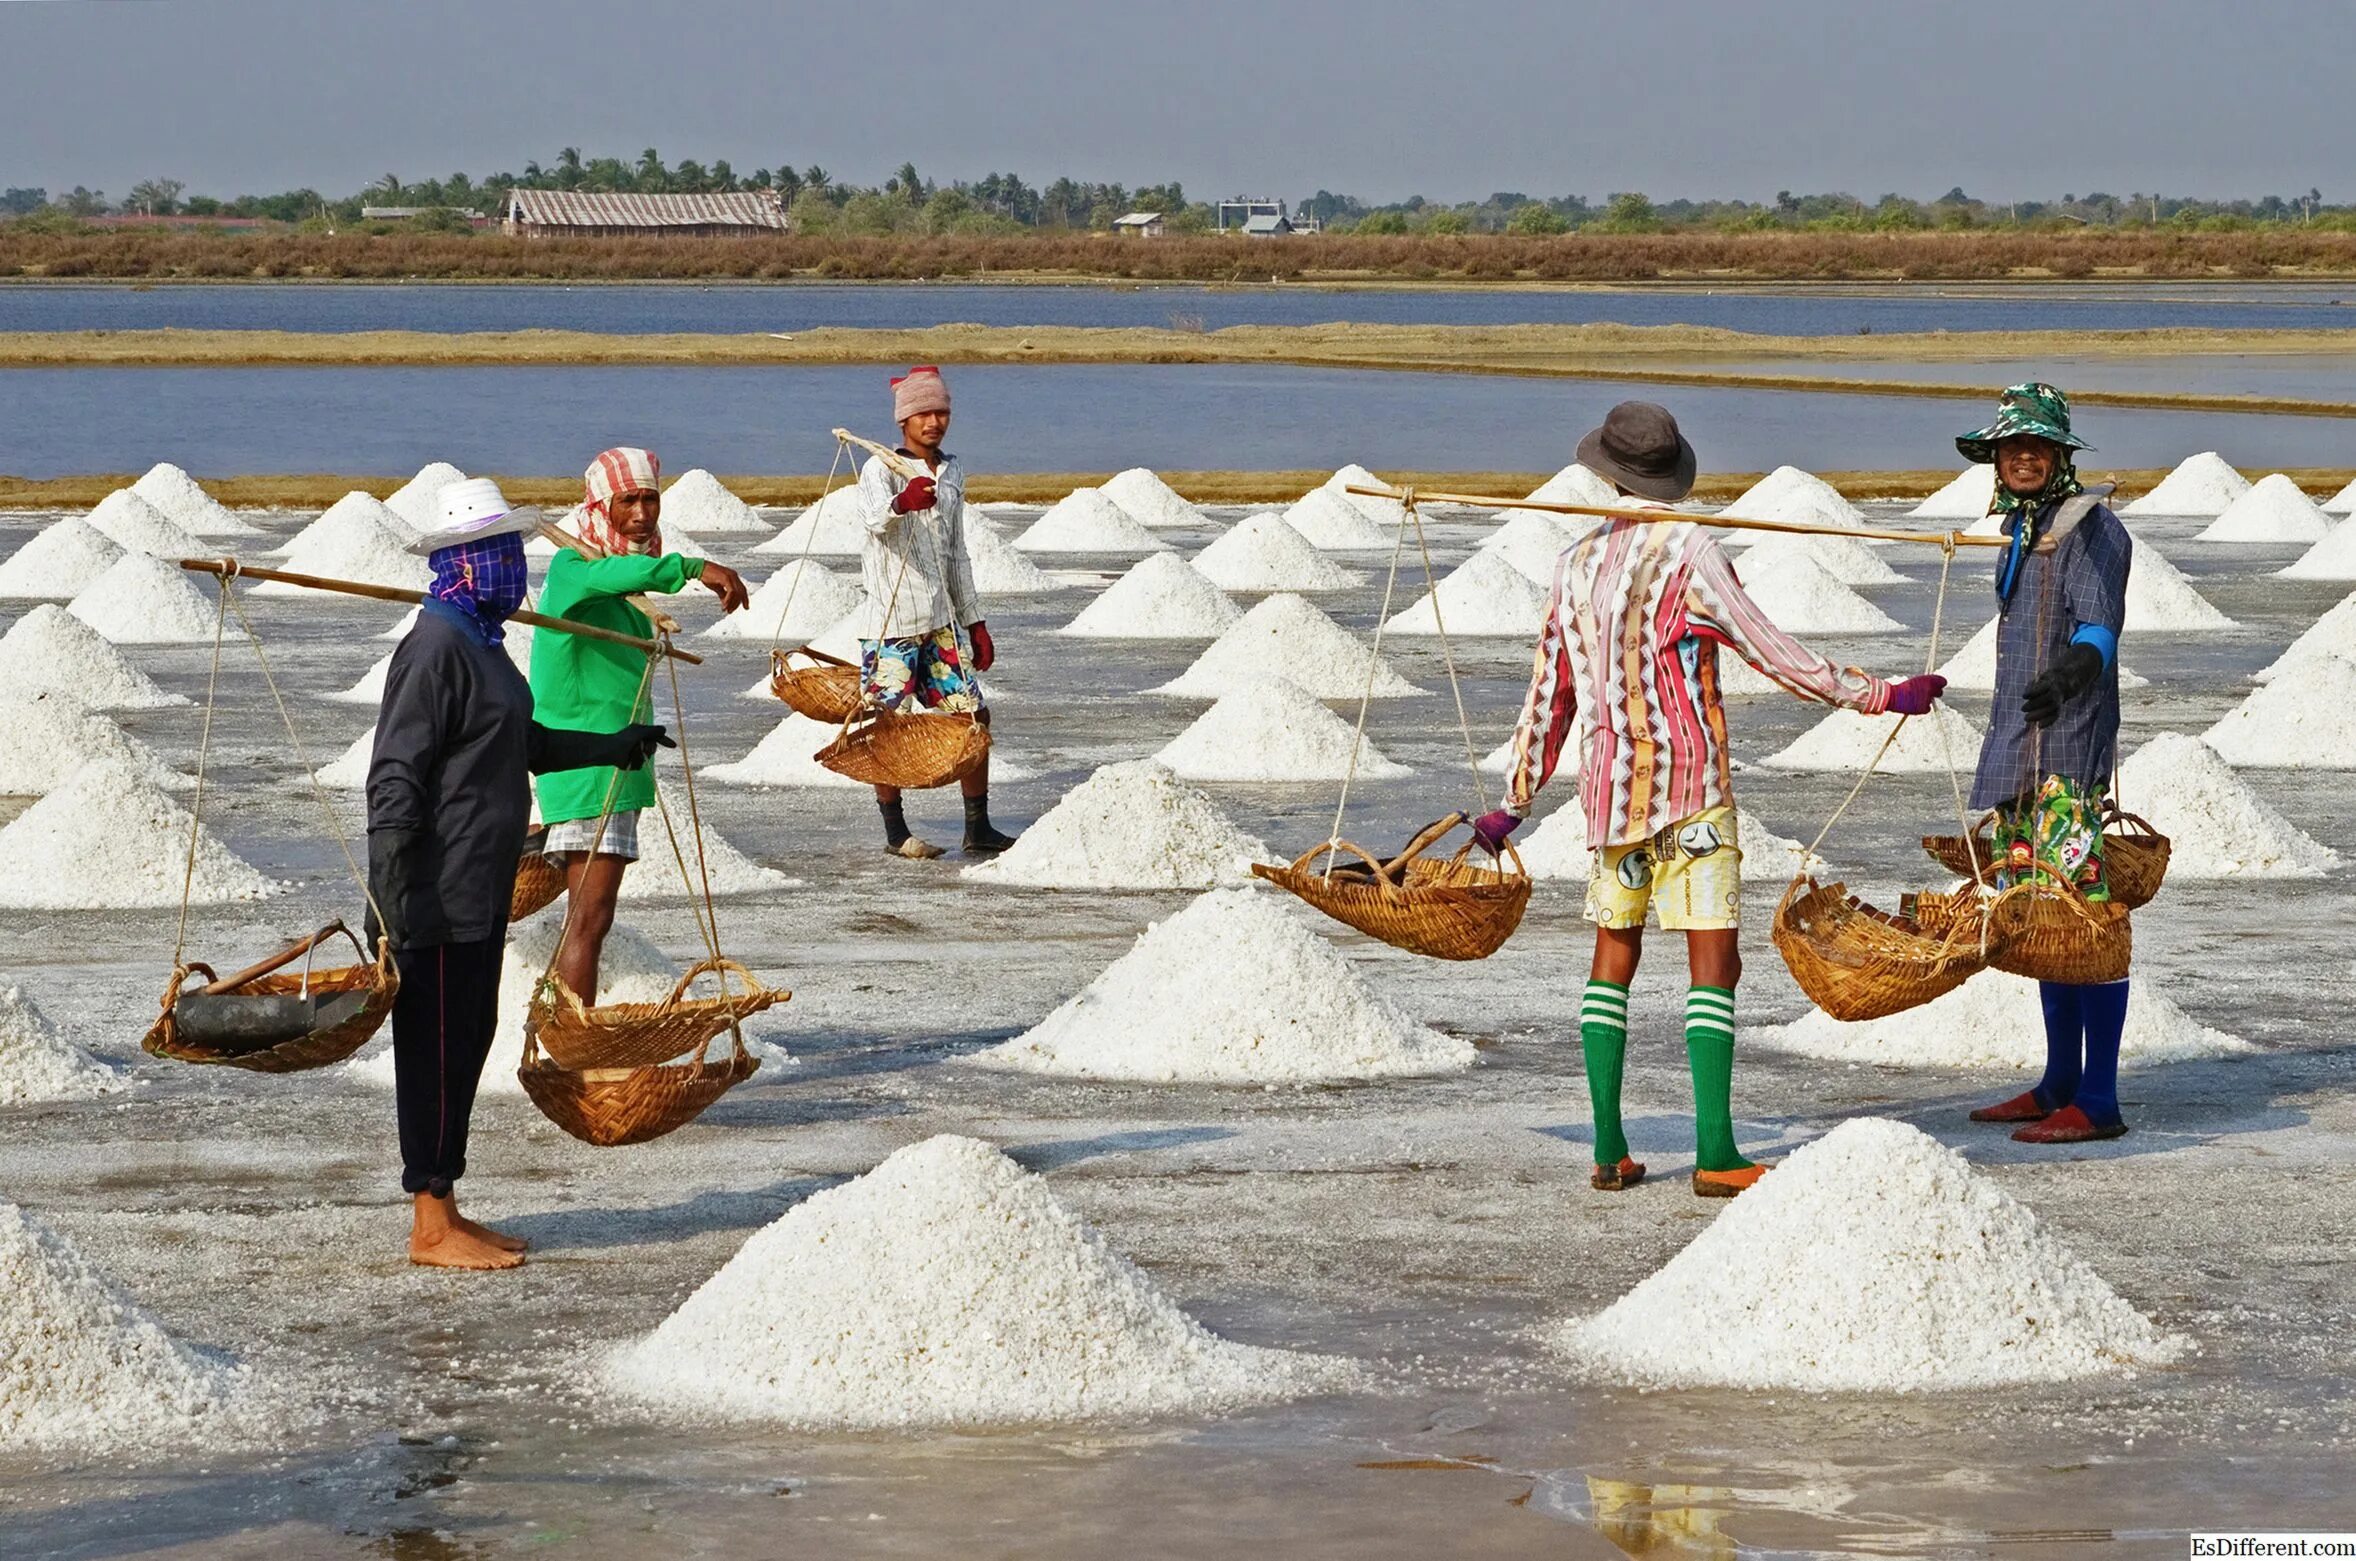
[0,503,2351,1557]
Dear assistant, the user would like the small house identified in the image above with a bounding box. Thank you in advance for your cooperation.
[1112,211,1166,239]
[1242,213,1294,238]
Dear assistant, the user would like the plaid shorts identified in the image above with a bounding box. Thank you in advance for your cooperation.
[541,809,641,862]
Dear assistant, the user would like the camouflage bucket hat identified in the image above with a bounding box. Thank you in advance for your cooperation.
[1955,381,2093,464]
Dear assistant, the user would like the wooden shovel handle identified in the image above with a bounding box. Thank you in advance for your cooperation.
[1386,813,1470,875]
[194,922,356,996]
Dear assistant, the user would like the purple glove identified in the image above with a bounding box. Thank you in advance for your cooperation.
[1885,674,1947,716]
[1471,809,1521,857]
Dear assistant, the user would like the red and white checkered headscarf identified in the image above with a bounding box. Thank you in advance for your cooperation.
[581,446,662,556]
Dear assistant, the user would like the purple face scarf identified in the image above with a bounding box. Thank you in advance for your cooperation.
[426,533,530,644]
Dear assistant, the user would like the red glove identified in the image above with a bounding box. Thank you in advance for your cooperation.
[1885,673,1947,716]
[967,621,995,672]
[1471,809,1521,856]
[891,476,937,514]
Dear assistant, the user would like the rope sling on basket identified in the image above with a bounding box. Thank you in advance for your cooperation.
[1255,486,1532,960]
[761,435,868,724]
[1922,803,2168,911]
[145,573,399,1073]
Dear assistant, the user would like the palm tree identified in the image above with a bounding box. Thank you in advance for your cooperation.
[636,148,666,190]
[557,146,583,189]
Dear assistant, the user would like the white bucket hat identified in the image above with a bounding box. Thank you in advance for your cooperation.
[406,477,537,555]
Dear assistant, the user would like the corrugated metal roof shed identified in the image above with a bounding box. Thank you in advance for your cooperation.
[503,189,787,230]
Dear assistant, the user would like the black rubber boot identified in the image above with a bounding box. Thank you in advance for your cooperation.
[962,794,1018,856]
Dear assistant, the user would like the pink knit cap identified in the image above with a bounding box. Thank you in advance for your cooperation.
[892,365,951,423]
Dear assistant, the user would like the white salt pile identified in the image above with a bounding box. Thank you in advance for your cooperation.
[2204,655,2356,768]
[0,986,123,1105]
[660,468,766,532]
[702,559,863,643]
[1057,554,1241,639]
[131,461,256,537]
[753,486,868,555]
[0,693,184,795]
[1555,1118,2186,1392]
[1934,617,2145,691]
[2124,452,2249,517]
[1728,467,1865,530]
[1014,490,1173,554]
[1282,487,1396,550]
[1191,512,1359,593]
[0,756,275,907]
[329,656,394,707]
[964,513,1069,593]
[603,1134,1352,1428]
[335,622,531,704]
[531,509,705,562]
[1383,548,1549,637]
[2327,476,2356,515]
[1100,468,1207,529]
[2279,517,2356,582]
[1516,806,1591,880]
[0,518,127,600]
[1763,703,1983,774]
[84,490,205,560]
[707,711,871,789]
[0,606,187,710]
[1909,465,1998,520]
[1750,975,2247,1069]
[2115,732,2337,876]
[1154,678,1410,782]
[2126,547,2236,631]
[260,497,431,595]
[2253,590,2356,682]
[1735,530,1904,588]
[313,728,375,789]
[1477,509,1584,586]
[271,490,412,558]
[1714,650,1784,697]
[382,462,468,532]
[964,761,1267,889]
[978,888,1472,1082]
[1733,549,1901,634]
[0,1201,259,1452]
[1325,462,1407,524]
[1739,811,1826,881]
[67,553,227,644]
[616,782,798,900]
[1525,462,1618,508]
[2196,473,2333,543]
[1154,593,1424,700]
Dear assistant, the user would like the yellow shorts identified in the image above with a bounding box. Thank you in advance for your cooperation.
[1585,804,1744,931]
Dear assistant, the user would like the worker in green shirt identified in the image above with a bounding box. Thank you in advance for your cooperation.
[531,447,749,999]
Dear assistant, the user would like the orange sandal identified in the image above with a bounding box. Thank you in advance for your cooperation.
[1692,1164,1769,1198]
[1591,1156,1647,1192]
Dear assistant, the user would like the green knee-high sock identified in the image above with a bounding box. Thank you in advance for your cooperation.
[1685,984,1751,1173]
[1580,979,1631,1165]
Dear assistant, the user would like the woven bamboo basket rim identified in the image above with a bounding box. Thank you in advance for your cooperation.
[510,851,566,922]
[530,956,790,1072]
[770,647,862,723]
[1253,814,1533,961]
[1770,876,1990,1022]
[1982,858,2133,982]
[142,925,398,1073]
[516,1043,760,1146]
[815,710,991,791]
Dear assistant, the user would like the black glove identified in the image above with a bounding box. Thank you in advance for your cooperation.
[364,826,445,950]
[2021,642,2105,728]
[528,722,674,774]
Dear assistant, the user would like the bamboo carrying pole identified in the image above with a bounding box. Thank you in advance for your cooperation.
[534,518,682,635]
[833,427,929,482]
[175,557,705,664]
[1343,483,2013,549]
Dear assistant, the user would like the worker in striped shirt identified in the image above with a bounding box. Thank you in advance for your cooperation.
[1474,402,1946,1198]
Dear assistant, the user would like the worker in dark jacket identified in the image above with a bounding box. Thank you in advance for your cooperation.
[368,478,668,1271]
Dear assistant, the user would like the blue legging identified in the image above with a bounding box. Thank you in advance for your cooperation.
[2034,980,2129,1125]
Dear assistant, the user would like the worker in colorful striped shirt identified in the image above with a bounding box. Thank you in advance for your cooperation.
[1473,402,1947,1198]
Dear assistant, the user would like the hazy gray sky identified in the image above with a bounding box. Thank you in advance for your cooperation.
[4,0,2348,203]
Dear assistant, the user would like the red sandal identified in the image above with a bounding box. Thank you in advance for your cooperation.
[1969,1090,2051,1124]
[2012,1105,2128,1144]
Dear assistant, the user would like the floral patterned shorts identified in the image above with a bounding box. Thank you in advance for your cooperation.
[860,626,984,716]
[1991,774,2109,903]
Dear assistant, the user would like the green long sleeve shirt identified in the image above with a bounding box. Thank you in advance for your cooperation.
[529,548,704,825]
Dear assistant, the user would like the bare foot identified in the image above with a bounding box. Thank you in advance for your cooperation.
[454,1216,529,1253]
[410,1191,524,1271]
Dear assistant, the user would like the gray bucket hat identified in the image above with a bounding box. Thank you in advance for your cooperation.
[1575,401,1697,502]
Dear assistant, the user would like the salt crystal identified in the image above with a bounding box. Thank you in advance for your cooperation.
[0,756,275,907]
[1728,467,1865,530]
[1751,975,2248,1068]
[0,519,129,601]
[1516,806,1591,880]
[752,486,868,555]
[2279,517,2356,582]
[977,889,1471,1082]
[131,461,258,537]
[2204,655,2356,767]
[2115,732,2336,876]
[2126,547,2236,631]
[1282,488,1396,550]
[0,606,187,710]
[1738,810,1826,881]
[2196,474,2333,543]
[615,781,799,900]
[1909,465,1997,521]
[1383,548,1548,637]
[1525,462,1617,508]
[383,462,468,531]
[965,513,1069,593]
[701,560,863,642]
[1099,468,1207,529]
[707,711,872,789]
[1324,463,1406,525]
[2325,475,2356,515]
[1935,618,2146,691]
[333,621,530,703]
[1732,549,1901,634]
[662,469,768,532]
[1154,678,1410,782]
[67,553,228,644]
[258,495,430,595]
[1154,594,1424,700]
[1057,554,1241,638]
[1476,510,1584,586]
[1191,512,1359,593]
[1555,1118,2186,1392]
[1731,529,1903,588]
[1014,490,1172,554]
[2253,591,2356,683]
[1762,703,1983,773]
[963,761,1267,889]
[0,986,123,1106]
[2123,452,2249,517]
[270,491,413,557]
[0,692,184,795]
[84,490,205,560]
[1716,651,1784,697]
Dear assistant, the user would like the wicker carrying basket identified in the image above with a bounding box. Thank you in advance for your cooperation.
[1251,814,1532,961]
[770,647,862,724]
[1771,878,1989,1022]
[1983,862,2133,985]
[518,1043,761,1148]
[529,957,788,1072]
[509,830,566,922]
[142,925,398,1074]
[815,711,991,791]
[1921,807,2169,911]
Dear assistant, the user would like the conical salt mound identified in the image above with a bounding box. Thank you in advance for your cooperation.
[1736,530,1903,587]
[131,461,257,537]
[616,781,798,900]
[1154,678,1409,782]
[0,756,274,907]
[659,468,766,532]
[1517,806,1591,881]
[1477,509,1584,586]
[1756,972,2245,1065]
[0,692,184,796]
[0,520,128,602]
[1100,468,1207,529]
[531,508,705,562]
[1715,650,1783,697]
[1191,512,1358,592]
[2124,452,2249,517]
[2279,517,2356,582]
[2204,655,2356,767]
[1555,1118,2186,1392]
[313,728,375,789]
[1734,549,1901,634]
[1934,617,2145,692]
[2325,475,2356,515]
[1155,594,1424,700]
[803,603,873,665]
[965,513,1069,593]
[1738,810,1825,881]
[67,553,226,644]
[2253,590,2356,683]
[2126,547,2236,631]
[1281,488,1395,550]
[0,606,187,711]
[1383,549,1548,637]
[1729,467,1864,530]
[978,889,1472,1082]
[334,621,530,704]
[603,1133,1353,1427]
[84,490,205,560]
[1909,465,1998,520]
[702,560,862,642]
[1014,490,1172,554]
[383,462,467,532]
[964,761,1268,889]
[753,486,868,555]
[260,497,430,595]
[2116,732,2336,876]
[1324,463,1406,524]
[0,986,123,1105]
[707,711,872,789]
[1058,554,1241,639]
[1525,462,1617,507]
[271,490,411,558]
[1763,702,1982,773]
[2196,473,2333,543]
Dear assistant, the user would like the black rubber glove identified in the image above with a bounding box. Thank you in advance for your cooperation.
[528,722,674,774]
[364,826,445,950]
[2021,642,2105,728]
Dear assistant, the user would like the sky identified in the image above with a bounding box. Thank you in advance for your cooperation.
[3,0,2350,205]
